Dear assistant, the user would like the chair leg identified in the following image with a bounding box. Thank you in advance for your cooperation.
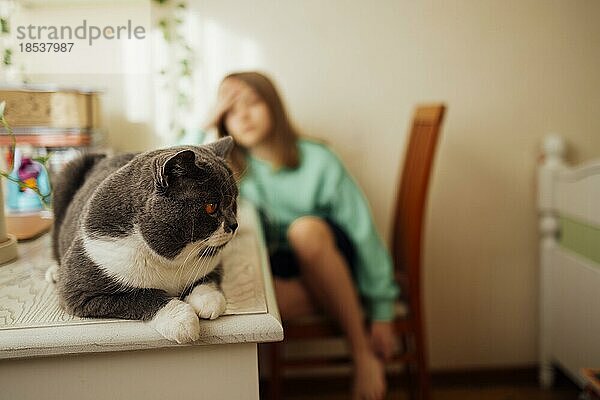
[401,335,417,400]
[407,362,419,400]
[413,324,431,400]
[268,342,284,400]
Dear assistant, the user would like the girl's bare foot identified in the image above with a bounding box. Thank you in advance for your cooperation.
[352,350,386,400]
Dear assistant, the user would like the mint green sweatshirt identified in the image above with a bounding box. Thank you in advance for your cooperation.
[240,138,400,321]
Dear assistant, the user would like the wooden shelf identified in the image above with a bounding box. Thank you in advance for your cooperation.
[0,134,91,147]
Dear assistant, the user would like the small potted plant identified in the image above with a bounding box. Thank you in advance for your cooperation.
[0,100,52,265]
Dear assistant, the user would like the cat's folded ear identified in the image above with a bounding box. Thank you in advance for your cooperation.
[206,136,234,159]
[155,149,196,189]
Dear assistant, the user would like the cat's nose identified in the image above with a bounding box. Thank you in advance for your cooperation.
[225,222,238,233]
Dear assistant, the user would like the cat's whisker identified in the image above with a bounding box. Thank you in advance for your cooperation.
[187,229,231,291]
[173,235,213,290]
[181,245,212,295]
[198,247,218,281]
[184,247,210,293]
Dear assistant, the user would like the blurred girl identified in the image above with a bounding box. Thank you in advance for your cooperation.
[201,71,399,400]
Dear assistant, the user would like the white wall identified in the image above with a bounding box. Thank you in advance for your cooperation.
[14,0,600,369]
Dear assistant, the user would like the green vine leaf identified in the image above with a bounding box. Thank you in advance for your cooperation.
[3,48,12,66]
[158,18,171,41]
[0,18,9,34]
[177,92,189,106]
[158,18,169,28]
[180,59,191,76]
[32,155,51,165]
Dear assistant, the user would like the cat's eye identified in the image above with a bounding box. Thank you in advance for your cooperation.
[205,203,218,215]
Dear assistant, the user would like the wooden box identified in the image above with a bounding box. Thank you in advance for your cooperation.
[0,87,99,129]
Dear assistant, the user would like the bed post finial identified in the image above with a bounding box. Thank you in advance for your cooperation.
[542,134,566,168]
[539,135,567,211]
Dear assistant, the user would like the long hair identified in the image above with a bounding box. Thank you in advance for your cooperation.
[216,71,299,175]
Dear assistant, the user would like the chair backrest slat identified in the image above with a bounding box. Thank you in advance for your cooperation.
[391,104,445,306]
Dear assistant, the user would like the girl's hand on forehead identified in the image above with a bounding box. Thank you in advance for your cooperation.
[218,78,245,100]
[203,79,244,130]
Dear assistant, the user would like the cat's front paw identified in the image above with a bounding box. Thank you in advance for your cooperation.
[185,285,226,320]
[148,299,200,343]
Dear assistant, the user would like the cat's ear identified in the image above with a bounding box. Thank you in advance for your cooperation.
[156,149,196,189]
[206,136,234,159]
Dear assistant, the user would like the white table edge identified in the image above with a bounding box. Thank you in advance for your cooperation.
[0,199,284,360]
[0,312,283,360]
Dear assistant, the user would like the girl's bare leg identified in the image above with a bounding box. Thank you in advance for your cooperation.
[273,278,318,320]
[283,216,385,400]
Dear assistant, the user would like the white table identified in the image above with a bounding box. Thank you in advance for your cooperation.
[0,200,282,400]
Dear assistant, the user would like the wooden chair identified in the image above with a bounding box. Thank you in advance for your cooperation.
[266,104,446,400]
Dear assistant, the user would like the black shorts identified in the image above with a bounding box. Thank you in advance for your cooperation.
[269,218,356,279]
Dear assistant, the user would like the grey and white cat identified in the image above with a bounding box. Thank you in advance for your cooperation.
[48,137,238,343]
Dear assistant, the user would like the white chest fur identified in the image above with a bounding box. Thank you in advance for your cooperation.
[82,227,222,297]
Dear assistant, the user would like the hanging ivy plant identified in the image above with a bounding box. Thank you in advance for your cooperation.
[152,0,195,140]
